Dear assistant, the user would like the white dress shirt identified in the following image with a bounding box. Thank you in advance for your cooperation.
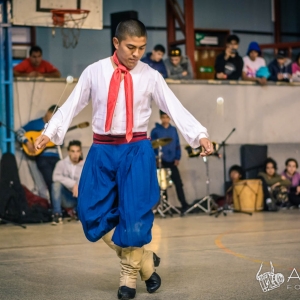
[44,57,208,148]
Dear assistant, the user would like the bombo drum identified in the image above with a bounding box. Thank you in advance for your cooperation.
[233,179,264,212]
[157,168,172,190]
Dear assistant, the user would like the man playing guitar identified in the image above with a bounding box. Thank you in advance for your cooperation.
[16,105,60,202]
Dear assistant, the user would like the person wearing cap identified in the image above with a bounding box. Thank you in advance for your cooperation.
[215,35,243,80]
[242,42,268,85]
[141,44,168,78]
[164,47,194,79]
[268,49,292,82]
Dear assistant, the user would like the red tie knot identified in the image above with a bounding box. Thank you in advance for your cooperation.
[117,64,128,73]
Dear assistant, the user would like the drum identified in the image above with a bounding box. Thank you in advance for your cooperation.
[157,168,172,190]
[233,179,264,212]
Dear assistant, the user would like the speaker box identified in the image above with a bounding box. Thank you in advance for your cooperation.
[240,145,268,179]
[110,11,138,54]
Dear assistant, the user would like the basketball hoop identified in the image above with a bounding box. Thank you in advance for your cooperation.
[51,9,90,49]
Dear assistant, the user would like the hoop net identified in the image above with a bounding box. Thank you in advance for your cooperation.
[51,9,90,49]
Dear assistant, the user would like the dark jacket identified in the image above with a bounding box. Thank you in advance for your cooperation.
[141,53,168,78]
[150,123,181,163]
[268,59,292,82]
[257,172,291,188]
[215,51,244,80]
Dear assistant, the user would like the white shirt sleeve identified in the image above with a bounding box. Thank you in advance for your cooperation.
[152,72,208,148]
[43,66,92,145]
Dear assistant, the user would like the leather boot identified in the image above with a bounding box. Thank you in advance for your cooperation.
[153,252,160,267]
[117,286,136,300]
[145,272,161,293]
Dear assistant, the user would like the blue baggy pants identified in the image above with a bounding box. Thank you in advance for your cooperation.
[78,140,160,248]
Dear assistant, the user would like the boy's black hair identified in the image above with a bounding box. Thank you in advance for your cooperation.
[264,157,277,171]
[115,19,147,42]
[226,35,240,44]
[67,140,82,151]
[153,44,165,53]
[159,110,168,117]
[229,165,243,176]
[47,105,59,113]
[30,45,43,55]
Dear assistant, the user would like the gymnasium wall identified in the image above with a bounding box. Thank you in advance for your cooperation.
[34,0,285,77]
[13,79,300,206]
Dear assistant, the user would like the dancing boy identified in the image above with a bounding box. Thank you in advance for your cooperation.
[35,19,212,300]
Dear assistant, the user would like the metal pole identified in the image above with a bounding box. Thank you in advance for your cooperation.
[0,0,14,154]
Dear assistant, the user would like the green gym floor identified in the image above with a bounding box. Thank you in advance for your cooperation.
[0,210,300,300]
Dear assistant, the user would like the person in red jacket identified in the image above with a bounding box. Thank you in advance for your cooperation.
[13,45,60,78]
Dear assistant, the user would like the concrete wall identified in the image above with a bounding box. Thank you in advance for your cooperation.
[12,79,300,206]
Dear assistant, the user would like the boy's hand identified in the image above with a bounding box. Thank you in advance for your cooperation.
[34,135,50,151]
[200,138,213,156]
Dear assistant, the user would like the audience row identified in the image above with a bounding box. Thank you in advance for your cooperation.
[13,42,300,83]
[215,35,300,84]
[226,158,300,212]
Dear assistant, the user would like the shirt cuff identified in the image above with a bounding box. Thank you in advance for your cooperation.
[190,132,209,149]
[198,132,209,140]
[42,111,63,141]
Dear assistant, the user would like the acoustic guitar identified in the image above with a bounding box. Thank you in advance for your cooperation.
[22,122,89,156]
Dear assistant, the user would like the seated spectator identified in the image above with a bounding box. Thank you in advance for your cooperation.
[281,158,300,207]
[215,35,243,80]
[164,47,194,79]
[51,140,84,225]
[242,41,268,85]
[268,49,292,82]
[258,158,291,211]
[291,52,300,82]
[16,104,60,201]
[215,165,243,208]
[141,44,168,78]
[13,45,61,78]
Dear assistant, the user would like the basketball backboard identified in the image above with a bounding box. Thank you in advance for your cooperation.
[12,0,103,29]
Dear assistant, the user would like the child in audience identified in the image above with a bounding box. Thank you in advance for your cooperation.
[281,158,300,207]
[215,35,243,80]
[268,49,292,82]
[242,41,268,85]
[291,52,300,82]
[258,158,291,210]
[215,165,243,208]
[226,165,243,206]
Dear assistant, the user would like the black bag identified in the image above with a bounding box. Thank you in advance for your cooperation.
[0,153,51,223]
[0,153,28,222]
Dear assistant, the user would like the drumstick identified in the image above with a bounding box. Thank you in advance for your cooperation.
[43,76,74,136]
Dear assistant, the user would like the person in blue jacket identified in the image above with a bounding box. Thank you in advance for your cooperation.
[141,44,168,78]
[151,110,189,213]
[16,105,60,201]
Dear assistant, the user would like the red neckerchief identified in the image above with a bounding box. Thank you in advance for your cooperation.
[105,51,133,142]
